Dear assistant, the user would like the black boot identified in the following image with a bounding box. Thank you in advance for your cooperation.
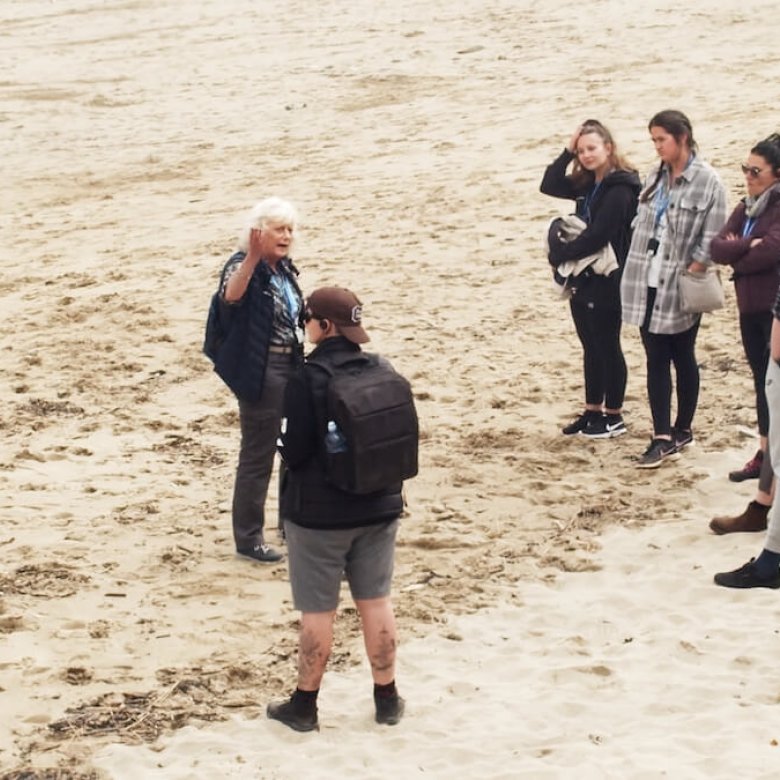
[267,690,319,732]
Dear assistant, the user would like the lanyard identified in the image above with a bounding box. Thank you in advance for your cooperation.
[271,271,299,320]
[654,181,670,228]
[581,181,602,224]
[654,155,695,228]
[742,216,756,237]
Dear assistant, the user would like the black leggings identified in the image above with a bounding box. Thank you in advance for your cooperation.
[570,296,627,410]
[640,289,701,436]
[739,310,772,437]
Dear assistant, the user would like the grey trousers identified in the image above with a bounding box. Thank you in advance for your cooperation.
[765,358,780,554]
[232,353,295,551]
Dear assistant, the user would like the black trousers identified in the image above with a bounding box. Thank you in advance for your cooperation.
[640,288,701,436]
[570,296,627,410]
[232,353,295,551]
[739,310,772,437]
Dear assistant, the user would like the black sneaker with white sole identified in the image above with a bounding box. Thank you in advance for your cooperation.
[561,410,599,436]
[635,438,679,469]
[671,426,694,452]
[582,414,627,439]
[236,543,283,563]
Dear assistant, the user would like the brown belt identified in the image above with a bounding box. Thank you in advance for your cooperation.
[268,344,295,355]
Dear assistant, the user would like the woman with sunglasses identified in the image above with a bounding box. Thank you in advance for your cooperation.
[707,134,780,533]
[541,120,641,439]
[620,109,728,468]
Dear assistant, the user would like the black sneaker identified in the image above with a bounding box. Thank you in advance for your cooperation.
[267,697,319,732]
[562,410,599,436]
[671,427,694,452]
[236,543,283,563]
[375,693,405,725]
[635,438,679,469]
[582,414,627,439]
[714,558,780,589]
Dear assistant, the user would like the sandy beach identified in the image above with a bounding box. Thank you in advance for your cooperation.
[3,0,780,777]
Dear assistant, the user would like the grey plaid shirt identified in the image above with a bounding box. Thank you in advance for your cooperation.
[620,156,728,334]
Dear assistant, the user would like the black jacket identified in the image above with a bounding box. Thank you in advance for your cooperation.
[278,336,404,530]
[541,149,641,306]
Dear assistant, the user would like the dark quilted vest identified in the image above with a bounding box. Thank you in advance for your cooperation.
[213,253,300,402]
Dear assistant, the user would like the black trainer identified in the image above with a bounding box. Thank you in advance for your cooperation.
[236,543,283,563]
[671,427,694,452]
[267,697,319,732]
[714,558,780,589]
[375,693,405,725]
[562,410,599,436]
[582,413,627,439]
[635,438,679,469]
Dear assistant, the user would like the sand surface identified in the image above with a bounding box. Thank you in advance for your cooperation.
[3,0,780,777]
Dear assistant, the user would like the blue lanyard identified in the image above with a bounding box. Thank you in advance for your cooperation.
[581,182,602,224]
[271,272,300,320]
[654,155,694,228]
[654,181,670,228]
[742,216,756,237]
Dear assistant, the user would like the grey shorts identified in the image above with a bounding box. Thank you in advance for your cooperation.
[284,518,399,613]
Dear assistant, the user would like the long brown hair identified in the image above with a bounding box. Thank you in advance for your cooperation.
[569,119,636,188]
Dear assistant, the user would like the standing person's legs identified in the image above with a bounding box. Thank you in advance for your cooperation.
[266,609,334,732]
[640,328,674,437]
[740,311,772,445]
[348,519,404,725]
[596,303,627,413]
[669,318,701,433]
[297,611,336,690]
[570,299,605,411]
[760,357,780,559]
[232,354,292,554]
[268,520,404,729]
[355,597,398,686]
[715,357,780,587]
[267,520,346,732]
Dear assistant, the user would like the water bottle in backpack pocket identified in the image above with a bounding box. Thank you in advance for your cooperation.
[310,353,419,494]
[324,420,348,453]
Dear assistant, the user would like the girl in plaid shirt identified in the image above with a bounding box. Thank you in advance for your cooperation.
[620,110,727,468]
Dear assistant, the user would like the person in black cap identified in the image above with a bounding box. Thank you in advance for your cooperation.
[267,286,405,732]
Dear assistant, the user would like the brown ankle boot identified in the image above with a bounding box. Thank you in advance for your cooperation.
[709,501,770,535]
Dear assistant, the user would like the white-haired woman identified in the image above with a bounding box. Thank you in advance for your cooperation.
[208,196,304,563]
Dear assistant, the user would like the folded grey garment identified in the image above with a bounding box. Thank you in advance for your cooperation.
[545,214,618,280]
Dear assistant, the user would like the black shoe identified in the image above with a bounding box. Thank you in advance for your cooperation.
[236,543,283,563]
[635,438,679,469]
[671,426,694,452]
[562,410,599,436]
[714,558,780,589]
[375,693,405,725]
[582,413,627,439]
[267,698,319,732]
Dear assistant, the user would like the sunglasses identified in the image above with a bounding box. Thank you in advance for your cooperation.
[741,164,767,178]
[302,309,325,324]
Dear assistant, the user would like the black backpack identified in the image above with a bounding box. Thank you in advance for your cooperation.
[202,260,234,363]
[309,353,419,495]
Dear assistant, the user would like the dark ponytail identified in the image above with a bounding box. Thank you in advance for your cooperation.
[648,109,697,152]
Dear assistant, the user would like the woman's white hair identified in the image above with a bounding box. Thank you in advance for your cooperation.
[237,196,298,252]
